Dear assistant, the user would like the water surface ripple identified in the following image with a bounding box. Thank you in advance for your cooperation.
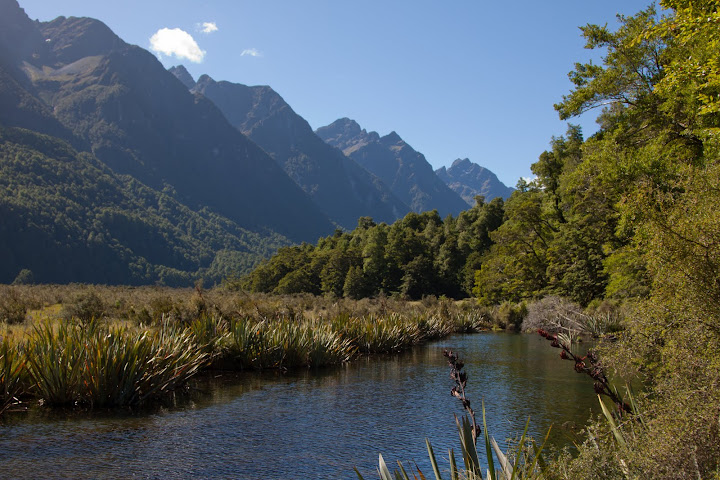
[0,333,596,479]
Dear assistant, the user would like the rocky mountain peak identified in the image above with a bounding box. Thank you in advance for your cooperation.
[169,65,196,89]
[381,131,403,145]
[315,117,376,154]
[451,158,472,169]
[436,158,513,206]
[317,119,469,217]
[194,73,215,87]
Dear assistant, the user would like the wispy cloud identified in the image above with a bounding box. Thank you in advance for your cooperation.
[200,22,218,34]
[150,28,206,63]
[241,48,262,57]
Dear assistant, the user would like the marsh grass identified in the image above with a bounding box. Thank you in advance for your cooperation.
[24,319,208,407]
[0,285,492,412]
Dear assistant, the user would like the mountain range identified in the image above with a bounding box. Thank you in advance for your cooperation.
[0,0,512,285]
[316,118,470,218]
[176,68,409,229]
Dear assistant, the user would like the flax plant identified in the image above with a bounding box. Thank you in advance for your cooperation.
[333,313,421,354]
[0,336,25,414]
[225,317,355,370]
[25,321,84,405]
[24,320,208,407]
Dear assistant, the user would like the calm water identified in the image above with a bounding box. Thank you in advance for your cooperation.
[0,333,597,479]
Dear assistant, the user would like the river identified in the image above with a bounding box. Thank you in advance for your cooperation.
[0,332,597,479]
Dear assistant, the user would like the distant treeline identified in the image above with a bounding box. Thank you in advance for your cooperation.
[240,198,504,300]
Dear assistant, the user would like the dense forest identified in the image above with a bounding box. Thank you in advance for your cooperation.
[241,198,503,300]
[245,2,720,477]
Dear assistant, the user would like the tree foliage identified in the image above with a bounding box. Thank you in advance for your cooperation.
[242,200,505,300]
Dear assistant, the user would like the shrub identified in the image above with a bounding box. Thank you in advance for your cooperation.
[496,301,528,330]
[0,287,27,325]
[62,291,106,323]
[522,296,583,334]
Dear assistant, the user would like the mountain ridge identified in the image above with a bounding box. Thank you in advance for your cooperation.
[0,0,334,284]
[186,72,410,228]
[316,118,469,217]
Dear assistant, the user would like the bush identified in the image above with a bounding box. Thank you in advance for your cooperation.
[62,291,106,323]
[496,301,527,330]
[522,296,583,334]
[0,287,27,324]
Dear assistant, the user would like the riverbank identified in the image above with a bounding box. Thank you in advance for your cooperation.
[0,285,491,412]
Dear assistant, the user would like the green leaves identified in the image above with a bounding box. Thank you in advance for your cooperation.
[23,319,208,407]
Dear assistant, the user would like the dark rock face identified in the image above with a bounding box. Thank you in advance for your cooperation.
[188,75,409,228]
[317,118,468,217]
[314,117,379,154]
[435,158,514,206]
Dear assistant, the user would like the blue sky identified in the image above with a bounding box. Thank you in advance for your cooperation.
[20,0,654,187]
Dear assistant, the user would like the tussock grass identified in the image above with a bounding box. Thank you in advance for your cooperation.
[0,285,492,412]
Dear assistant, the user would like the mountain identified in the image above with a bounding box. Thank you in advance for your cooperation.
[0,1,334,241]
[316,118,468,217]
[168,65,196,89]
[0,126,289,285]
[0,0,336,284]
[435,158,514,206]
[184,73,409,228]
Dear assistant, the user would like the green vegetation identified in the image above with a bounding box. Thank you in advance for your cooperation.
[0,126,290,286]
[249,2,720,477]
[242,197,504,300]
[0,284,490,411]
[1,1,718,477]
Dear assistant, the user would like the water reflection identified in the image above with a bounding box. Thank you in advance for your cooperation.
[0,333,597,479]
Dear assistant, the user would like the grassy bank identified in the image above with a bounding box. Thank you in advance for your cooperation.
[0,284,490,412]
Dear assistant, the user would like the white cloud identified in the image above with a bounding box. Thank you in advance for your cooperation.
[149,28,206,63]
[200,22,218,34]
[241,48,262,57]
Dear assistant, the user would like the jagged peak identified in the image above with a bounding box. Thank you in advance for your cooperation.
[195,73,215,86]
[331,117,361,129]
[451,158,472,168]
[168,64,195,89]
[381,131,403,144]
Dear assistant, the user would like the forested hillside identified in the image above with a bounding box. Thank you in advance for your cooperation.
[0,126,289,285]
[0,0,332,284]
